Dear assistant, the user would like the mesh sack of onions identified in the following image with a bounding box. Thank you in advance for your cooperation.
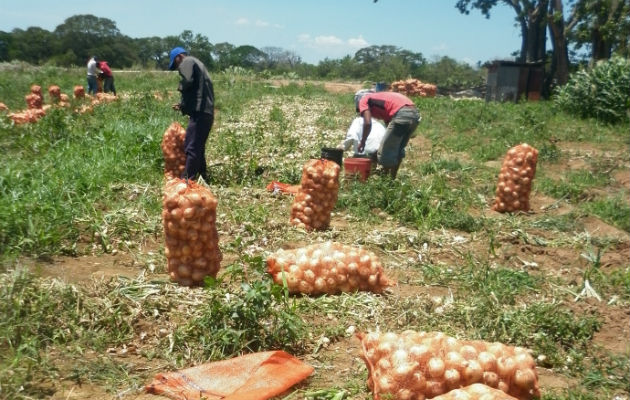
[266,241,394,295]
[492,144,538,213]
[161,122,187,179]
[357,330,540,400]
[290,159,340,230]
[30,85,42,97]
[73,86,85,99]
[431,383,519,400]
[48,85,61,101]
[25,93,43,109]
[162,178,222,286]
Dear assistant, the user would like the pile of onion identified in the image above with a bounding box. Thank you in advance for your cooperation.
[431,383,519,400]
[266,241,394,295]
[0,102,8,112]
[48,85,61,101]
[8,108,46,124]
[358,330,540,400]
[492,144,538,213]
[162,178,222,286]
[290,159,340,230]
[161,122,187,179]
[74,86,85,99]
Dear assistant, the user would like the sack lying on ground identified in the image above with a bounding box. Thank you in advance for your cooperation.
[492,144,538,213]
[145,350,314,400]
[267,241,394,295]
[357,330,540,400]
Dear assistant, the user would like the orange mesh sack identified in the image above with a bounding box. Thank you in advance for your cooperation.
[30,85,42,97]
[162,179,222,286]
[432,384,519,400]
[25,93,43,109]
[48,85,61,101]
[492,144,538,213]
[358,330,540,400]
[145,350,314,400]
[290,159,340,230]
[162,122,187,179]
[267,241,394,295]
[73,85,85,98]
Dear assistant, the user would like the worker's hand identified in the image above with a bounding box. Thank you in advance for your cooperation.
[172,103,181,111]
[358,142,365,153]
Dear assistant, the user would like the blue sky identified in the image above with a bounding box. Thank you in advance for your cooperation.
[0,0,523,65]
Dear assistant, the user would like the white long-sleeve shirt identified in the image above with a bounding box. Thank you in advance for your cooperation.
[342,117,386,155]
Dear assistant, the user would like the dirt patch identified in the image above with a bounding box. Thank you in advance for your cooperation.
[28,252,145,284]
[581,216,630,241]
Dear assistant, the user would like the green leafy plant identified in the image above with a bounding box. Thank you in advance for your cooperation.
[554,57,630,124]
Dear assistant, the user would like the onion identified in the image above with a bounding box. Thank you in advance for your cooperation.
[497,356,517,379]
[411,371,426,391]
[445,351,466,371]
[460,344,478,360]
[514,368,536,389]
[482,371,499,388]
[396,388,413,400]
[477,351,497,372]
[444,368,461,389]
[177,264,191,277]
[425,380,446,397]
[463,359,483,384]
[428,357,446,378]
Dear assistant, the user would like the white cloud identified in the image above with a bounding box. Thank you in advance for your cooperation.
[348,35,368,48]
[236,17,282,29]
[315,35,343,46]
[298,34,369,49]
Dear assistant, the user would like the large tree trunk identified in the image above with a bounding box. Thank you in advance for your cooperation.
[526,0,549,62]
[548,0,570,86]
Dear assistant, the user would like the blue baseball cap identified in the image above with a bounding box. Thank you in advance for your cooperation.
[168,47,187,70]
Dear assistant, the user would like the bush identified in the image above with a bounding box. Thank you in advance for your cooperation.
[553,57,630,124]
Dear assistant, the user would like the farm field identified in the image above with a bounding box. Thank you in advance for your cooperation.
[0,64,629,400]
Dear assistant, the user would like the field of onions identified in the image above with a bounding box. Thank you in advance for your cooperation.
[0,65,628,400]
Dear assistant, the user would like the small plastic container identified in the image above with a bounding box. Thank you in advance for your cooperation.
[344,157,372,181]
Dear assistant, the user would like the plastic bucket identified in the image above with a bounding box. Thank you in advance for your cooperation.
[321,147,343,167]
[344,157,372,181]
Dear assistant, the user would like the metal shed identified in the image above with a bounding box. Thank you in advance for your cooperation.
[485,60,544,102]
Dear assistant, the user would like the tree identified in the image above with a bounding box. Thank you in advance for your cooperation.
[231,45,267,69]
[548,0,570,85]
[8,27,57,64]
[568,0,630,61]
[54,14,122,65]
[455,0,550,62]
[176,30,214,69]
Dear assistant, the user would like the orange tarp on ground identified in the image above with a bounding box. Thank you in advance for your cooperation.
[145,350,314,400]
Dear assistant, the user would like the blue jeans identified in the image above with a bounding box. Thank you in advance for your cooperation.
[87,75,98,95]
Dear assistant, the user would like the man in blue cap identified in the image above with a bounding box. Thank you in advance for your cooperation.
[168,46,215,182]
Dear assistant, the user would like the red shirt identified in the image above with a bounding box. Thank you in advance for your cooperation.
[99,61,113,77]
[358,92,415,123]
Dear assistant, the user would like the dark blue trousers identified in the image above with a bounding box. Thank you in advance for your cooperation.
[182,113,214,180]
